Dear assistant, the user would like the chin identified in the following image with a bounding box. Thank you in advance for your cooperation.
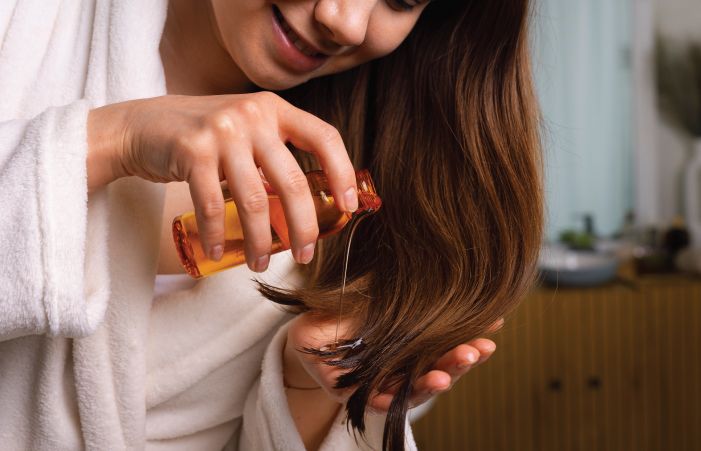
[245,68,312,91]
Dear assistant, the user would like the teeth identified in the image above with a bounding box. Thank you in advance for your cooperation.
[288,30,315,56]
[277,11,320,57]
[296,41,317,57]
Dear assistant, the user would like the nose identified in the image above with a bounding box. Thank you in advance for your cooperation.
[314,0,374,47]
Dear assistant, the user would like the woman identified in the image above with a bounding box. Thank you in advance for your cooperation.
[262,0,542,448]
[0,0,541,450]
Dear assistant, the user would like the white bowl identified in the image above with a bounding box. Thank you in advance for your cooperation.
[539,245,620,287]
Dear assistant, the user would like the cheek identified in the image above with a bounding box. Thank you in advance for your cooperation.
[210,1,269,52]
[323,15,419,77]
[362,13,422,60]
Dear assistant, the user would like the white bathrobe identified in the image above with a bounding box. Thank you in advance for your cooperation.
[0,1,416,449]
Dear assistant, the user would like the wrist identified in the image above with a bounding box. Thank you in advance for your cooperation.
[86,102,133,192]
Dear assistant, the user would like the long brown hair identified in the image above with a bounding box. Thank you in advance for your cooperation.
[264,1,543,449]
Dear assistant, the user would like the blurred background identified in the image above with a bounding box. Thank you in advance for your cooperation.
[412,0,701,449]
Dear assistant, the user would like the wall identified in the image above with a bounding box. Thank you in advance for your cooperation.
[656,0,701,40]
[654,0,701,223]
[534,0,633,239]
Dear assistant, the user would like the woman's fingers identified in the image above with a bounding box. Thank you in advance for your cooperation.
[188,163,227,261]
[368,370,451,412]
[118,93,358,271]
[256,139,319,264]
[468,338,497,365]
[368,338,499,413]
[432,343,481,374]
[429,320,502,375]
[276,101,358,213]
[487,317,505,333]
[407,370,452,408]
[355,318,504,415]
[221,152,273,271]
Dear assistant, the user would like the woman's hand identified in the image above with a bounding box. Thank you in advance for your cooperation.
[369,319,503,412]
[283,314,502,411]
[87,92,358,271]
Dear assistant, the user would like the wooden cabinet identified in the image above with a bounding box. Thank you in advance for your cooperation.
[412,276,701,451]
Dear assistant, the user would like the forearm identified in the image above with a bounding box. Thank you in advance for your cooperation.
[283,336,342,451]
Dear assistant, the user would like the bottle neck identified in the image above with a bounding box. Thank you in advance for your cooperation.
[259,169,383,215]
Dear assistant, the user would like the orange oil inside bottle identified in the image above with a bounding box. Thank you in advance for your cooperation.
[173,170,381,278]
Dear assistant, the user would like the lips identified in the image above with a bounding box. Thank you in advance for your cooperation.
[273,6,325,58]
[271,4,329,73]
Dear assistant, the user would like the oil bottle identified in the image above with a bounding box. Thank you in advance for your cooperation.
[172,169,382,278]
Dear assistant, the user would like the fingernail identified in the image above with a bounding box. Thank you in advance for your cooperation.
[209,245,223,262]
[255,254,269,272]
[344,187,358,213]
[299,243,315,264]
[457,352,477,369]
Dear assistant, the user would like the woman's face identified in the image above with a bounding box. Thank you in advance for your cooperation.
[208,0,429,90]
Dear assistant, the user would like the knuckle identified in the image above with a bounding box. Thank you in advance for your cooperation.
[255,90,281,105]
[199,200,225,222]
[204,111,234,135]
[240,189,269,215]
[319,124,343,147]
[284,169,311,196]
[233,98,263,121]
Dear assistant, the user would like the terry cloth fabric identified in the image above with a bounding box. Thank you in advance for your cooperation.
[0,0,417,449]
[152,274,198,299]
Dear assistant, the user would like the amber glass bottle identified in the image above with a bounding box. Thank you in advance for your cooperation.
[172,169,382,278]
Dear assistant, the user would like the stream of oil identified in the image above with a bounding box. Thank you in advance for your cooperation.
[332,211,370,348]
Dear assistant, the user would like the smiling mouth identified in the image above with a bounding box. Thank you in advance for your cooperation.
[272,5,327,58]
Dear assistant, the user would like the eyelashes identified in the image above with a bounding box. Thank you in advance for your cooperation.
[386,0,429,12]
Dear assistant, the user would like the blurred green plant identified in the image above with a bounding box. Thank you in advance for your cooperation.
[559,229,595,251]
[656,38,701,137]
